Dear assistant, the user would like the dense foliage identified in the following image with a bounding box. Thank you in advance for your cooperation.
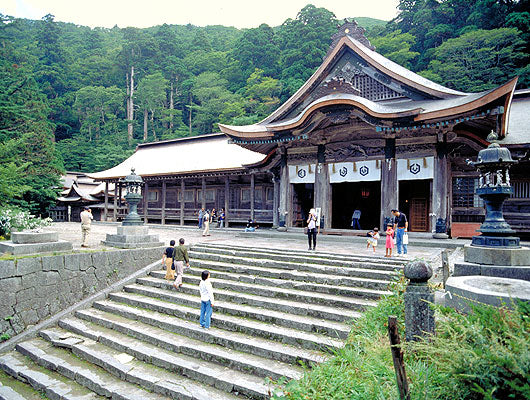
[0,2,528,214]
[273,274,530,399]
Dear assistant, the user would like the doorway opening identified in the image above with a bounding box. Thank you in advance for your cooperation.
[292,183,314,227]
[399,179,431,232]
[331,181,381,230]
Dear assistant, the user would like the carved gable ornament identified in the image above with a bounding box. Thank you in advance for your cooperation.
[326,19,376,59]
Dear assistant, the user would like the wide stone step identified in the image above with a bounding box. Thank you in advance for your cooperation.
[192,243,407,269]
[40,326,271,400]
[59,313,303,381]
[0,351,104,400]
[154,258,392,291]
[14,338,171,399]
[126,280,352,339]
[144,273,378,310]
[139,276,357,323]
[104,292,343,351]
[84,300,327,366]
[188,252,398,281]
[151,267,390,300]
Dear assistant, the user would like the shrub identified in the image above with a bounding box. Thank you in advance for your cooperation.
[410,300,530,399]
[0,207,52,239]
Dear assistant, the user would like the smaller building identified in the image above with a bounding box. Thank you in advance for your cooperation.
[50,172,123,222]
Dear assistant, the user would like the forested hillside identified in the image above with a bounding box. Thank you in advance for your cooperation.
[0,1,528,215]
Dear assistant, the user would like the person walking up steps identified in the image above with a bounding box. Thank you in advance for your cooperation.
[161,240,176,280]
[172,238,190,290]
[199,270,214,329]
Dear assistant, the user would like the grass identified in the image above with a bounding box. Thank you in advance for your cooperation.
[272,274,530,400]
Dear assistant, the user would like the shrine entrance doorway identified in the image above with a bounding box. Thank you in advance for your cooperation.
[399,180,431,232]
[331,181,380,230]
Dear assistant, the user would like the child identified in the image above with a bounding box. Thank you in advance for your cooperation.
[366,228,380,253]
[385,225,394,257]
[199,270,214,329]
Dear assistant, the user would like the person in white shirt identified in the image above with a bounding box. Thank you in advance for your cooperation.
[199,270,214,329]
[202,210,210,236]
[80,207,93,247]
[366,227,380,253]
[306,208,319,250]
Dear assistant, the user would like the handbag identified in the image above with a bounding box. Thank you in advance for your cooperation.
[403,233,409,245]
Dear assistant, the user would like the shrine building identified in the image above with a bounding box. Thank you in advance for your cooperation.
[89,21,530,237]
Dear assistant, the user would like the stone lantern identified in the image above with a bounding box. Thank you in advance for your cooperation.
[121,168,144,226]
[467,143,519,247]
[103,167,163,249]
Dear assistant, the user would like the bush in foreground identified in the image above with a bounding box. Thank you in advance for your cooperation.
[0,207,52,240]
[272,275,530,399]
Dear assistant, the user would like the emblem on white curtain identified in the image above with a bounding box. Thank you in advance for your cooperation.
[359,165,369,176]
[397,157,434,180]
[329,160,380,182]
[289,165,315,183]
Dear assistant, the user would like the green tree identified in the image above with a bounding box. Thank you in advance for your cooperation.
[423,28,527,92]
[137,72,169,141]
[369,30,419,70]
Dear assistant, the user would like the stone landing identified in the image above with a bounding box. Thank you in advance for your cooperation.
[102,226,164,249]
[0,232,72,255]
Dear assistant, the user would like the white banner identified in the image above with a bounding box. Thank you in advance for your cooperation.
[397,157,434,181]
[328,160,381,183]
[289,165,315,183]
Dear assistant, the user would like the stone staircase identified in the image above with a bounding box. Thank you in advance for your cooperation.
[0,243,406,400]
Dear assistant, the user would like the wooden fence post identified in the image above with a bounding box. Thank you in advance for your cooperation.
[388,315,410,400]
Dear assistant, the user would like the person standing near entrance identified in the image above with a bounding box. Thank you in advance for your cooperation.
[80,206,93,247]
[351,208,361,230]
[307,208,319,250]
[392,209,408,256]
[202,209,210,236]
[198,208,204,229]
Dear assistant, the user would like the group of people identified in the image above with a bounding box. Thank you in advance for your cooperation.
[365,209,409,257]
[198,208,226,237]
[161,238,214,329]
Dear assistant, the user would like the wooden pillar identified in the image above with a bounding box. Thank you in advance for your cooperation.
[381,139,398,229]
[180,179,185,226]
[314,144,331,229]
[279,149,290,227]
[143,181,148,223]
[273,173,280,227]
[103,181,109,221]
[161,180,166,225]
[433,141,448,232]
[201,177,206,209]
[113,182,118,222]
[250,173,255,221]
[224,176,230,227]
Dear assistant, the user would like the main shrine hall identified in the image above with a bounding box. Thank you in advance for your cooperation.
[89,21,530,237]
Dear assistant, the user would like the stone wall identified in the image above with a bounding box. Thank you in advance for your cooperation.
[0,247,164,341]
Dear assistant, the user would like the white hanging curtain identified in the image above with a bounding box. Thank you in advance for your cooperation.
[289,165,316,183]
[328,160,381,183]
[397,157,434,180]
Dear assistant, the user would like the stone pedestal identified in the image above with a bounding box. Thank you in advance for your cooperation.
[102,226,164,249]
[445,276,530,312]
[453,244,530,281]
[0,231,72,255]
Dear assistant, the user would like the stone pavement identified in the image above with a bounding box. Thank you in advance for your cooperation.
[44,222,445,259]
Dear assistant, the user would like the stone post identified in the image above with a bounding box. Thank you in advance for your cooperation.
[404,259,435,341]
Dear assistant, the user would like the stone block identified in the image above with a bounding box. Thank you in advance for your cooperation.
[453,262,481,277]
[0,293,16,315]
[91,252,108,269]
[19,309,39,326]
[11,231,58,244]
[0,240,72,255]
[464,244,530,266]
[21,272,39,289]
[42,271,60,286]
[78,252,93,271]
[454,260,530,281]
[116,226,149,235]
[16,257,42,276]
[64,254,81,271]
[42,254,65,272]
[0,276,22,293]
[0,260,16,279]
